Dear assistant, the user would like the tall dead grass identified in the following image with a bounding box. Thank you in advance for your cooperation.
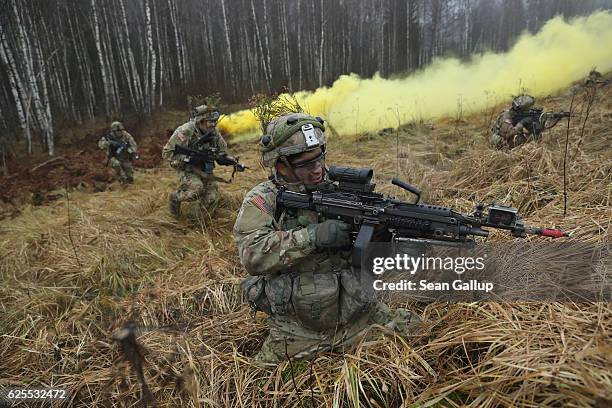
[0,84,610,407]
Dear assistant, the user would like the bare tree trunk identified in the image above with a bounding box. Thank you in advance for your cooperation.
[153,0,163,107]
[91,0,112,116]
[0,22,30,153]
[262,0,272,87]
[318,0,325,87]
[280,0,292,91]
[13,0,51,153]
[68,10,95,119]
[220,0,235,96]
[144,0,156,113]
[119,0,144,112]
[32,23,55,155]
[168,0,185,84]
[250,0,271,92]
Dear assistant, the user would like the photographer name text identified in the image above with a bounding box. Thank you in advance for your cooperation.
[373,279,494,292]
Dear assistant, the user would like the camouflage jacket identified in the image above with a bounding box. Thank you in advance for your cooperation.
[162,121,228,170]
[98,131,137,160]
[492,109,526,140]
[234,177,370,332]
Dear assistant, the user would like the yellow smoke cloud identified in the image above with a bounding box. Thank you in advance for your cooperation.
[220,11,612,136]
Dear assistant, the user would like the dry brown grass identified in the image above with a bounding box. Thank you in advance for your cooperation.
[0,83,610,407]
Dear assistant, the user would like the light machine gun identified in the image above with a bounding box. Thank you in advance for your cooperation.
[277,166,570,268]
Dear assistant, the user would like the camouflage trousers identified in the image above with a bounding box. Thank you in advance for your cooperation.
[174,170,218,206]
[489,123,531,149]
[490,129,531,150]
[109,157,134,184]
[254,302,420,366]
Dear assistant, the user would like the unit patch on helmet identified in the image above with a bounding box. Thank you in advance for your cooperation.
[301,124,319,148]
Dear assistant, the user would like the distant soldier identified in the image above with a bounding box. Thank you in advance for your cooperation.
[162,105,243,217]
[98,121,138,184]
[490,95,570,149]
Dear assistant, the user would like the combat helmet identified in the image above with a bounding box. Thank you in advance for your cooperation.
[511,95,535,111]
[260,113,326,168]
[192,105,220,124]
[110,121,125,132]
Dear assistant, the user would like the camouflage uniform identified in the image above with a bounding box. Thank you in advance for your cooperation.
[98,122,138,184]
[162,106,228,213]
[234,113,419,366]
[490,95,536,149]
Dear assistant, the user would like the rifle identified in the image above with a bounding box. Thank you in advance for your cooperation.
[173,144,247,181]
[277,166,570,268]
[512,108,572,137]
[105,134,138,163]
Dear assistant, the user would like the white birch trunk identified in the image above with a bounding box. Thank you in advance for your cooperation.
[168,0,185,83]
[13,0,49,151]
[101,5,120,112]
[145,0,156,113]
[32,31,54,156]
[318,0,325,87]
[91,0,111,116]
[0,24,30,152]
[68,11,95,119]
[220,0,235,92]
[250,0,271,92]
[153,0,163,106]
[297,0,302,89]
[280,1,292,91]
[119,0,144,112]
[262,0,272,84]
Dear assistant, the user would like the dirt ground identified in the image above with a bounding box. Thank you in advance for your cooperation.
[0,105,250,220]
[0,122,176,219]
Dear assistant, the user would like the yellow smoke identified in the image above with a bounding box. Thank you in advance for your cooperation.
[218,11,612,136]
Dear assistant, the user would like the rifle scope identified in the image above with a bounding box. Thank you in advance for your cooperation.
[328,166,373,184]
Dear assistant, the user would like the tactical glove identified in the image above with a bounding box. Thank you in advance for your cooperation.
[307,219,352,248]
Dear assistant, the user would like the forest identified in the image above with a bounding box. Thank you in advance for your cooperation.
[0,0,610,156]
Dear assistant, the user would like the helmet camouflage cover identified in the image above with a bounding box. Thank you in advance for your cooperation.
[511,95,535,111]
[192,104,220,123]
[260,113,326,168]
[110,121,124,132]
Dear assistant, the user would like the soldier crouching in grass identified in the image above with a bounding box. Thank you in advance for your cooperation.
[162,105,241,218]
[490,94,570,149]
[98,121,138,185]
[233,112,422,367]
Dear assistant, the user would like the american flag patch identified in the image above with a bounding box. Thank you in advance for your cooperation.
[177,131,188,142]
[251,195,272,215]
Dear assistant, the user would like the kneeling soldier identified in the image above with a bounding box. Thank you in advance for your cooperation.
[233,113,421,367]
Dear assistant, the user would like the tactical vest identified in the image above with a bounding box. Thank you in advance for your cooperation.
[241,184,374,332]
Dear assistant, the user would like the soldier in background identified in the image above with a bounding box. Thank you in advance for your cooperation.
[98,121,138,184]
[490,95,569,149]
[490,95,537,149]
[234,112,421,367]
[162,105,239,217]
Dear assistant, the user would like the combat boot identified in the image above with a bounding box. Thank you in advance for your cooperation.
[168,193,181,218]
